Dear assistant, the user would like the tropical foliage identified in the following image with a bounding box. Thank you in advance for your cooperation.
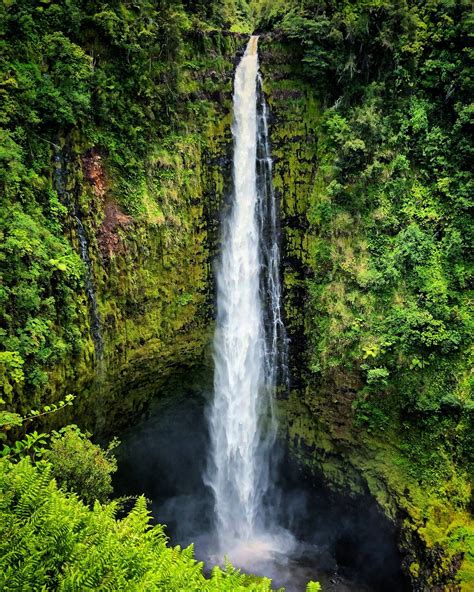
[0,0,250,412]
[0,458,280,591]
[0,0,472,588]
[257,2,473,586]
[260,0,473,485]
[0,399,308,591]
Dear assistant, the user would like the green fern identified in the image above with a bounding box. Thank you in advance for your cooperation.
[1,458,316,591]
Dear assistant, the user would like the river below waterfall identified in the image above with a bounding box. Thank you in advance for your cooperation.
[114,391,409,592]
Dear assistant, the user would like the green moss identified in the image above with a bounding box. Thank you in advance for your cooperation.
[3,32,242,435]
[261,32,473,590]
[279,385,474,589]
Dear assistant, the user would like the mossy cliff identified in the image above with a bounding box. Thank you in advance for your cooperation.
[56,35,241,432]
[259,31,473,592]
[0,1,245,431]
[2,2,472,590]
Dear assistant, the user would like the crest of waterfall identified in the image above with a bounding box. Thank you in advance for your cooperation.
[207,35,288,552]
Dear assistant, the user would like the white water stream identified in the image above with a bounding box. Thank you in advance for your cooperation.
[207,35,289,560]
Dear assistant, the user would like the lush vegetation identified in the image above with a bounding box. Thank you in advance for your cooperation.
[1,0,179,409]
[1,0,472,589]
[0,0,252,414]
[0,458,281,591]
[0,1,275,589]
[258,0,472,587]
[1,401,314,591]
[260,0,472,493]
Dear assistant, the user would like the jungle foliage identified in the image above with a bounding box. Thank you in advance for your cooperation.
[0,401,302,591]
[259,0,473,529]
[255,3,473,586]
[0,0,250,412]
[0,458,281,591]
[0,0,472,588]
[0,3,296,589]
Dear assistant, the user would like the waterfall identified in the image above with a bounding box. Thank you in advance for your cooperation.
[54,147,103,358]
[72,207,103,358]
[256,73,289,399]
[207,35,288,553]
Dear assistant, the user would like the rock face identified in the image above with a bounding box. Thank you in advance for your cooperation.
[258,35,473,592]
[31,34,240,433]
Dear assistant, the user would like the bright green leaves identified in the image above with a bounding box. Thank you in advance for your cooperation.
[1,10,92,128]
[0,394,75,440]
[39,32,92,126]
[365,366,390,387]
[0,393,76,467]
[0,410,23,432]
[323,113,351,146]
[0,204,85,400]
[408,97,429,134]
[362,344,381,360]
[276,0,472,429]
[0,352,25,398]
[43,426,118,505]
[1,430,49,460]
[0,458,282,591]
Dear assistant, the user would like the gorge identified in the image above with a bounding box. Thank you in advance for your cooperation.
[0,2,472,591]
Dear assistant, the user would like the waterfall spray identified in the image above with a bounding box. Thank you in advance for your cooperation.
[207,35,288,555]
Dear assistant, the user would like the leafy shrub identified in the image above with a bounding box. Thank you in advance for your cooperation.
[43,426,118,505]
[0,458,281,591]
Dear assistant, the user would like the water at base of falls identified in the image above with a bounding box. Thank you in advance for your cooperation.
[114,394,410,592]
[206,34,291,562]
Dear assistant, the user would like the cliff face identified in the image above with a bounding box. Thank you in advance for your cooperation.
[3,32,243,432]
[64,36,243,432]
[259,35,473,592]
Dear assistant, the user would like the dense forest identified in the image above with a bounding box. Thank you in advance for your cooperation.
[1,0,472,590]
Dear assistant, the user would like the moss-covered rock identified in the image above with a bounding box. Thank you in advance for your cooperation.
[259,34,473,592]
[28,33,244,433]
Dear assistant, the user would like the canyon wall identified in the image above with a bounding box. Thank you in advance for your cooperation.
[2,10,472,589]
[259,34,473,592]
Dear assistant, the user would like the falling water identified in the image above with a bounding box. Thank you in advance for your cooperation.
[54,147,103,358]
[256,72,289,398]
[72,208,103,358]
[207,35,288,556]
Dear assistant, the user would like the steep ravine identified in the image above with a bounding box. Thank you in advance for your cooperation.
[14,31,470,591]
